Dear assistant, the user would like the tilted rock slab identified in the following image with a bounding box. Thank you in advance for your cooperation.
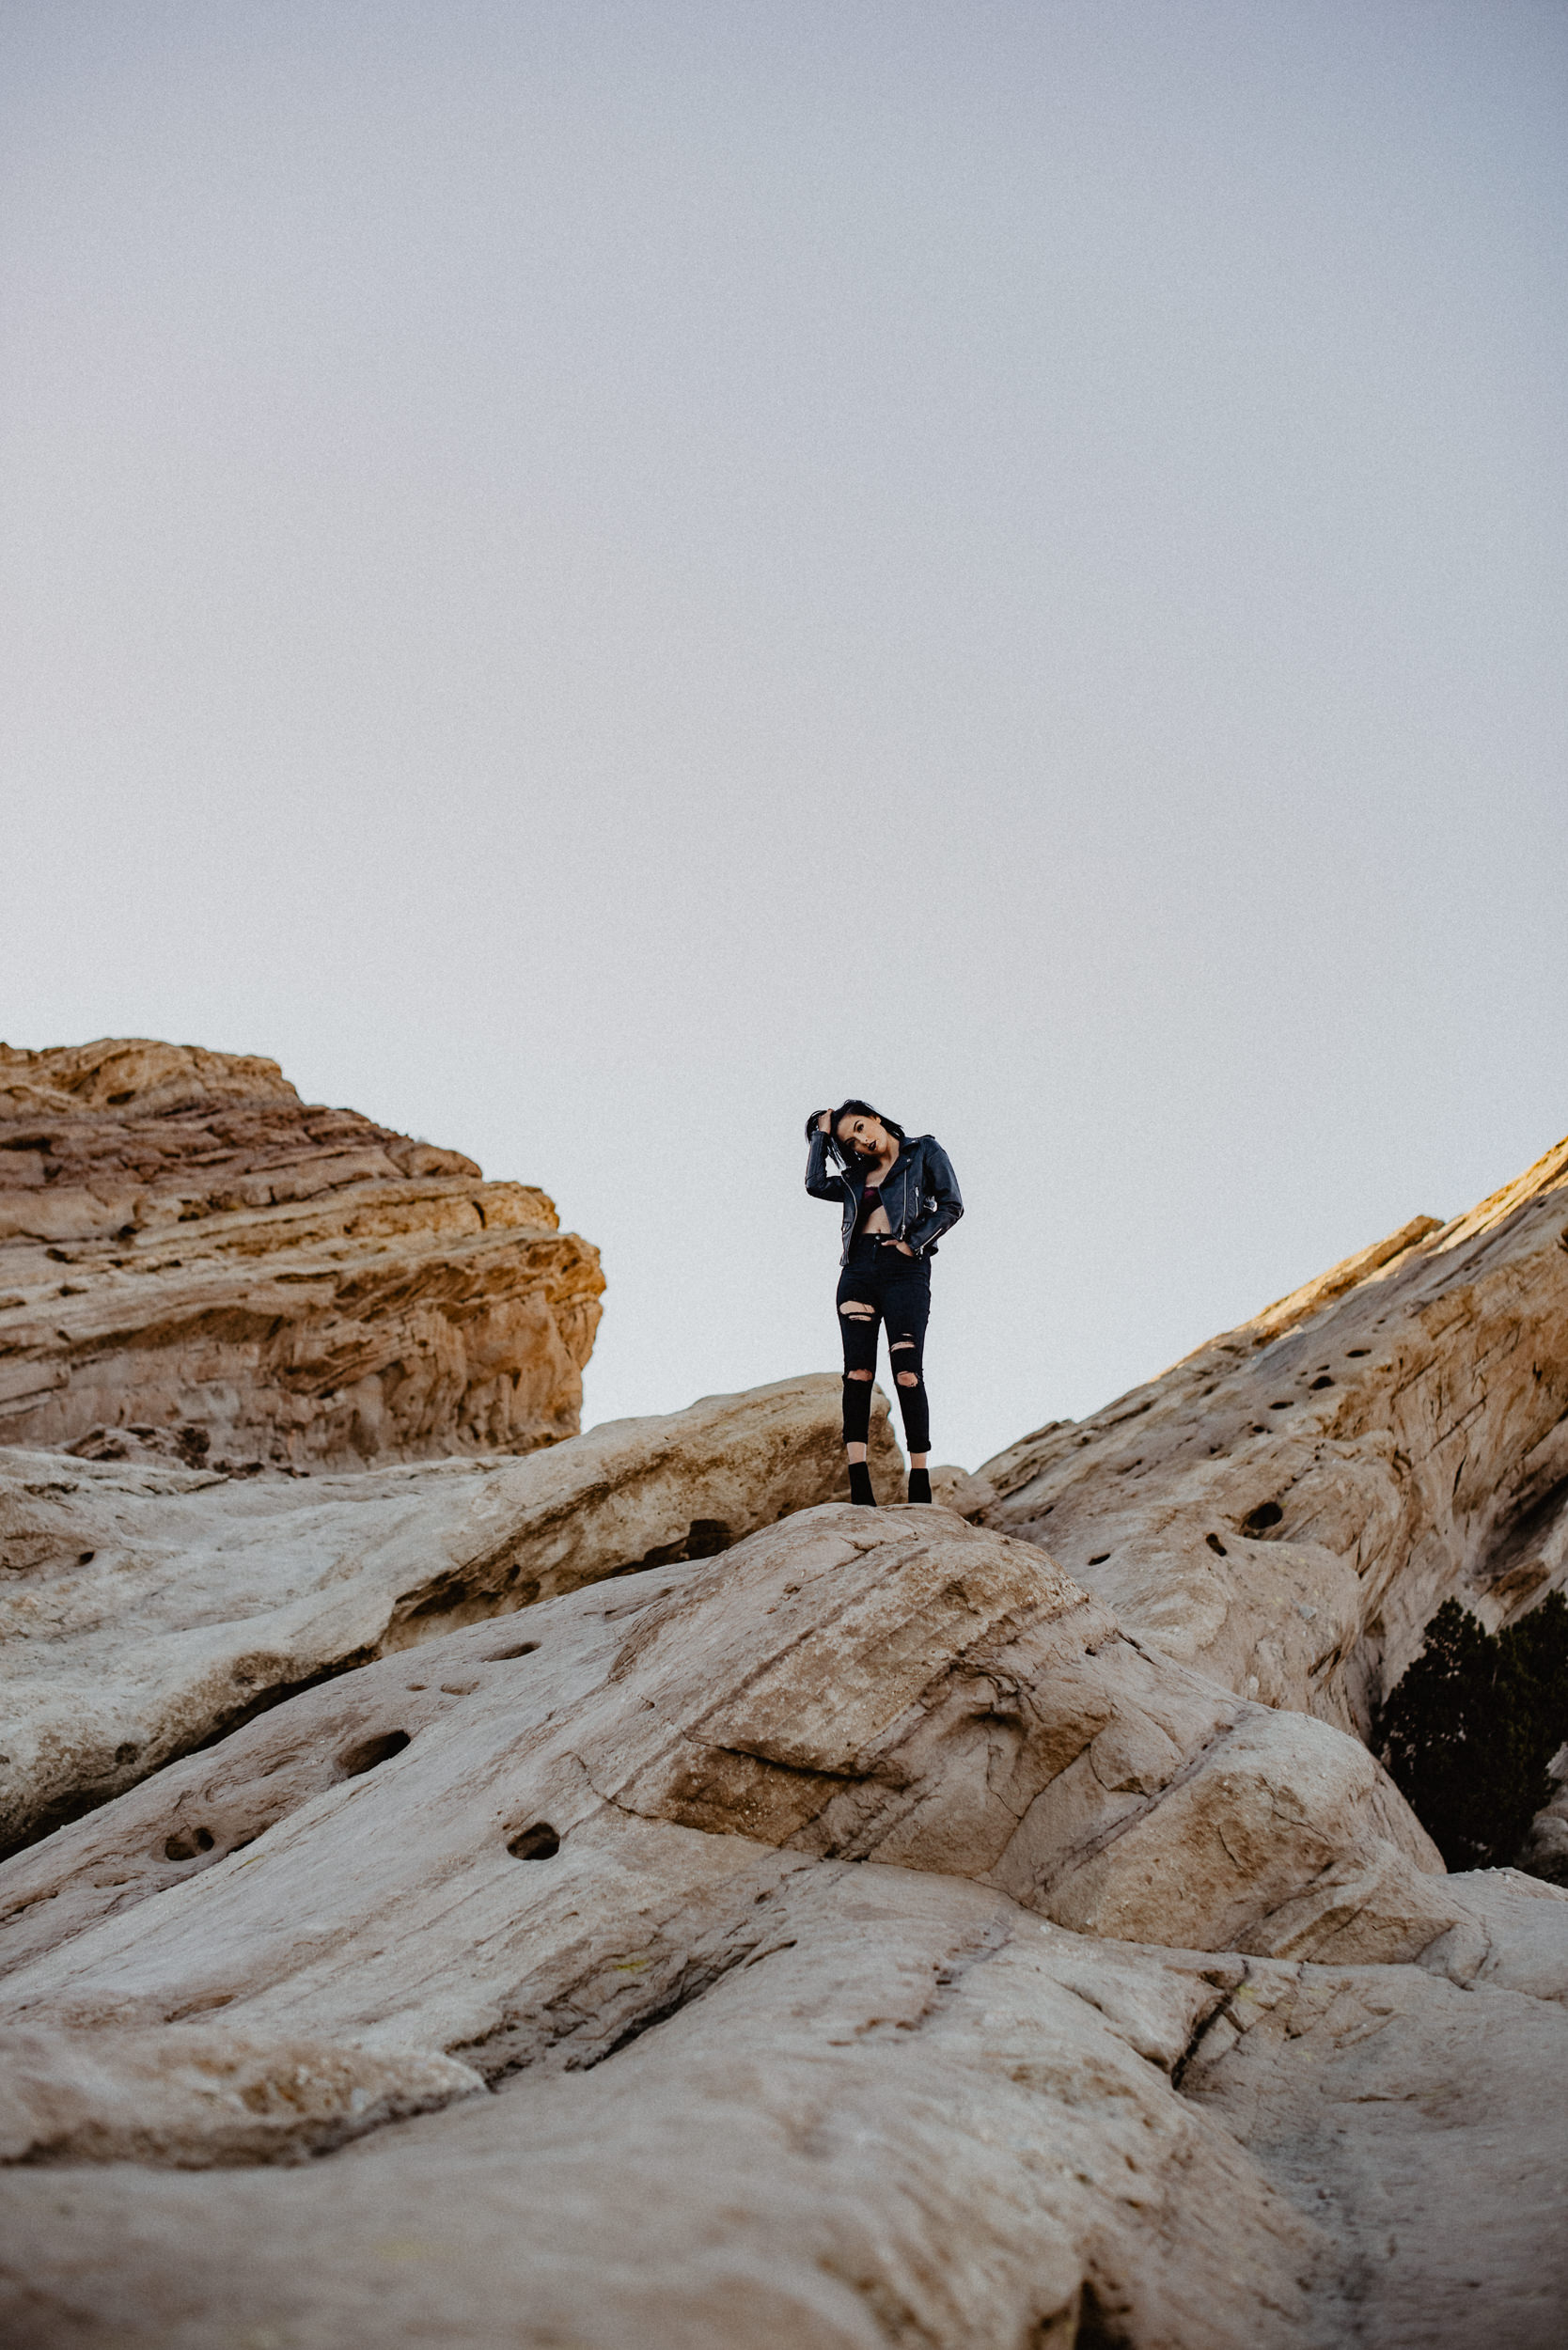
[1182,1904,1568,2350]
[4,1506,1567,2345]
[0,1509,1460,2039]
[0,2025,483,2168]
[0,1375,902,1856]
[1,1870,1329,2350]
[978,1130,1568,1738]
[0,1037,603,1469]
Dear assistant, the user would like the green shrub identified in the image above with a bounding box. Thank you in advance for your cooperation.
[1374,1590,1568,1872]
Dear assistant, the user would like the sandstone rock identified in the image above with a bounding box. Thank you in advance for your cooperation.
[1183,1943,1568,2349]
[1,1504,1560,2348]
[0,1038,604,1469]
[0,2025,482,2167]
[1421,1866,1568,2004]
[0,1375,903,1855]
[6,1113,1568,2348]
[0,1508,1458,2044]
[0,1871,1325,2350]
[977,1131,1568,1744]
[927,1461,996,1514]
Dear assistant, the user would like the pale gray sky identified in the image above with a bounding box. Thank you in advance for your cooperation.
[4,2,1565,1469]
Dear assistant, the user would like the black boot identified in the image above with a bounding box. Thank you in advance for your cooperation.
[848,1462,877,1507]
[907,1467,932,1504]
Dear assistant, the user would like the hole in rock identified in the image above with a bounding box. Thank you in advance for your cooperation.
[114,1743,140,1766]
[337,1730,412,1778]
[1205,1533,1228,1556]
[164,1826,216,1862]
[507,1823,560,1860]
[1346,1347,1371,1357]
[1088,1552,1111,1565]
[1309,1376,1335,1389]
[1241,1501,1284,1537]
[1268,1400,1294,1410]
[486,1640,540,1662]
[77,1552,95,1565]
[614,1519,733,1576]
[1073,2280,1137,2350]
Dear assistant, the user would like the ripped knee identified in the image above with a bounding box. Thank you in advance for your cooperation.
[839,1301,876,1320]
[845,1369,874,1382]
[896,1371,919,1387]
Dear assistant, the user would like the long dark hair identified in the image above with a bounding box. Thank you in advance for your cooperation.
[826,1098,908,1172]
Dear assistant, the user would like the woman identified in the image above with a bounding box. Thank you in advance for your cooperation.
[804,1100,963,1506]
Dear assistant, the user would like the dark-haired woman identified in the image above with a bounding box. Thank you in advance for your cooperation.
[805,1100,963,1506]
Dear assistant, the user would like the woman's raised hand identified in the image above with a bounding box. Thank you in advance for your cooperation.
[816,1110,831,1134]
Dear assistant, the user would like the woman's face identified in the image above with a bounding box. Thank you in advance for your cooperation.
[836,1111,891,1159]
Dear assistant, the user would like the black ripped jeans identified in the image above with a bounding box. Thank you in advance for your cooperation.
[836,1233,932,1455]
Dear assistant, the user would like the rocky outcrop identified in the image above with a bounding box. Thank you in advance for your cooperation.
[0,1870,1330,2348]
[1182,1934,1568,2349]
[4,1122,1568,2347]
[0,1374,904,1855]
[977,1132,1568,1743]
[0,2025,483,2167]
[0,1507,1458,2001]
[1,1503,1565,2346]
[0,1038,604,1469]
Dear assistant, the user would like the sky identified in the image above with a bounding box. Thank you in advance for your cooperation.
[3,1,1565,1471]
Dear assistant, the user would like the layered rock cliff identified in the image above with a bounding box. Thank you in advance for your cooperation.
[2,1110,1567,2349]
[0,1039,604,1469]
[977,1133,1568,1743]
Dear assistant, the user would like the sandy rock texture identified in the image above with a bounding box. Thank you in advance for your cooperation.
[1183,1940,1568,2348]
[0,2025,483,2167]
[4,1122,1568,2347]
[0,1509,1460,2021]
[0,1374,902,1855]
[977,1132,1568,1738]
[8,1507,1567,2348]
[0,1038,604,1469]
[0,1871,1327,2350]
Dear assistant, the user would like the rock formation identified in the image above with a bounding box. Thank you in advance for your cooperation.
[977,1134,1568,1746]
[0,1374,904,1855]
[0,1503,1565,2347]
[2,1109,1567,2348]
[0,1039,604,1469]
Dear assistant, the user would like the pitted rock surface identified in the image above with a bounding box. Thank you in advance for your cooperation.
[0,1375,902,1854]
[978,1132,1568,1744]
[4,1109,1568,2349]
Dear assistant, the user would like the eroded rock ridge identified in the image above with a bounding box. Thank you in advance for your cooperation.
[0,1038,604,1469]
[2,1106,1567,2348]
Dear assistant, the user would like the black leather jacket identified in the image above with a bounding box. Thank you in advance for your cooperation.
[805,1120,964,1266]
